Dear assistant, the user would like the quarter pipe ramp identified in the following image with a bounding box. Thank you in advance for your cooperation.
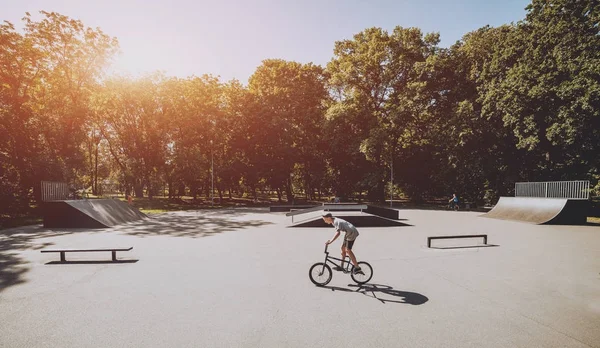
[483,197,588,225]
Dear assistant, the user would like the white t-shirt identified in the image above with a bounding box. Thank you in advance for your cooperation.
[333,218,359,241]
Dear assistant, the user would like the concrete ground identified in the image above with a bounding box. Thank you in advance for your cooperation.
[1,208,599,348]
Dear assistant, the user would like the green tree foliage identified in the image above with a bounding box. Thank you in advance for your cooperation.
[327,27,441,201]
[221,79,259,199]
[0,11,117,212]
[2,2,600,219]
[97,74,171,197]
[431,25,529,203]
[161,75,223,199]
[248,59,328,201]
[485,0,600,180]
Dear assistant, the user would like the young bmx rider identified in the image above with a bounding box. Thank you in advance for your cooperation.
[322,213,363,274]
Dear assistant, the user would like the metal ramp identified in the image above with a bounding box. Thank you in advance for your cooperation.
[482,197,588,225]
[43,199,148,228]
[286,204,410,227]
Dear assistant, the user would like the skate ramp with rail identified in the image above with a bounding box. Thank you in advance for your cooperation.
[482,197,588,225]
[286,204,410,227]
[43,199,148,228]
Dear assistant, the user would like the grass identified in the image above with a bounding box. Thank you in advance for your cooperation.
[130,196,261,214]
[588,217,600,224]
[139,209,169,215]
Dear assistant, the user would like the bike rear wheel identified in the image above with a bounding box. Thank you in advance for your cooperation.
[309,262,332,286]
[350,261,373,284]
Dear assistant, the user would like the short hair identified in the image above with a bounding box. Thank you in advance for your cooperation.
[322,213,333,218]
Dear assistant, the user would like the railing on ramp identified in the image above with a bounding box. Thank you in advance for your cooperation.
[515,181,589,200]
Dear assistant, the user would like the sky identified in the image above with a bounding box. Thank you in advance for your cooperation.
[0,0,531,83]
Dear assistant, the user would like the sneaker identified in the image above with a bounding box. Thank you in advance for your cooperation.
[334,266,344,272]
[353,267,364,275]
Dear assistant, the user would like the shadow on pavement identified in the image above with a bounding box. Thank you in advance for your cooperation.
[322,283,429,305]
[46,260,139,265]
[115,211,274,238]
[429,244,500,250]
[2,208,272,293]
[0,226,73,293]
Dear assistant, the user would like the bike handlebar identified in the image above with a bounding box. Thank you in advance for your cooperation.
[324,244,329,253]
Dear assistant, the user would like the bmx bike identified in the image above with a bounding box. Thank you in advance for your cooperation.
[448,201,459,211]
[309,244,373,286]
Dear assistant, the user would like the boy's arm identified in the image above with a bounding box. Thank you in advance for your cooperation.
[327,231,341,244]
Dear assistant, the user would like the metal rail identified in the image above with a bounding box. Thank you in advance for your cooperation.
[514,181,589,200]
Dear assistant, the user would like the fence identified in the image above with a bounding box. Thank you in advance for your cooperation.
[41,181,69,202]
[514,181,589,200]
[100,182,121,198]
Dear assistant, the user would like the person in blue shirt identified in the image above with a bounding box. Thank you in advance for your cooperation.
[449,193,459,210]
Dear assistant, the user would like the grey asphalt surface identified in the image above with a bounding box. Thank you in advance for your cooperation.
[1,208,599,348]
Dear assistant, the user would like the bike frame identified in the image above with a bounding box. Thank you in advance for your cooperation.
[321,244,353,273]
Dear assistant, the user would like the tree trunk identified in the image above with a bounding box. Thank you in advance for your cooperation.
[93,143,98,195]
[134,183,143,198]
[285,176,293,202]
[378,178,386,203]
[205,177,210,200]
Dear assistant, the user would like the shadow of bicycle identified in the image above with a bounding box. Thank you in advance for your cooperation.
[321,283,428,305]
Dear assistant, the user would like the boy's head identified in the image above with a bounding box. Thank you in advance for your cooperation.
[322,213,334,224]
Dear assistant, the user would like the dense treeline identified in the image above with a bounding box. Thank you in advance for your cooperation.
[1,0,599,216]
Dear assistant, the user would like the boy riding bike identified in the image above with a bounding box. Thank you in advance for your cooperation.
[322,213,363,274]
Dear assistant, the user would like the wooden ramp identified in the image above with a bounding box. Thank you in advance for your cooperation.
[43,199,148,228]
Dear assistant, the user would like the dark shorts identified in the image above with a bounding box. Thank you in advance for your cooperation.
[344,239,355,250]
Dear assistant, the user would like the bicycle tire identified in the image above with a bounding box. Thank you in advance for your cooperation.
[309,262,332,286]
[350,261,373,285]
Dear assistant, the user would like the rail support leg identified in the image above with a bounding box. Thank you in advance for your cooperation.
[112,251,117,261]
[60,251,66,262]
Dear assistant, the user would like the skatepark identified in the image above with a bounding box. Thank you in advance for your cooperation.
[1,198,599,348]
[3,2,600,346]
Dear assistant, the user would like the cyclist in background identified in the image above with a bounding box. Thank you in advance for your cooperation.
[449,193,459,210]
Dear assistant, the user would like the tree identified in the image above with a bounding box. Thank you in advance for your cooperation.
[97,74,169,198]
[327,27,441,201]
[0,11,117,211]
[425,25,529,203]
[248,59,328,202]
[164,75,223,200]
[487,0,600,181]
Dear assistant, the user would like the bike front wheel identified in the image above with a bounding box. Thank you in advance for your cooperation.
[309,262,332,286]
[351,261,373,285]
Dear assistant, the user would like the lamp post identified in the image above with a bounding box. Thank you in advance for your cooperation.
[211,139,214,207]
[390,154,393,208]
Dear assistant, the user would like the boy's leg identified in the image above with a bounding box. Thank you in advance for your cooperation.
[345,239,359,267]
[340,244,347,269]
[347,250,359,267]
